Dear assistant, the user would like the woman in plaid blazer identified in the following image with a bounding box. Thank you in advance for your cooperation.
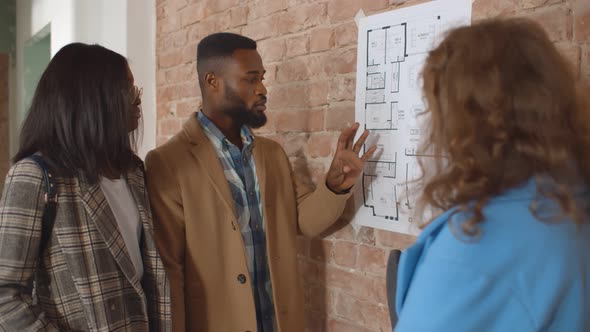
[0,43,170,331]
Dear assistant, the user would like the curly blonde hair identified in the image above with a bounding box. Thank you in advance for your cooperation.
[417,18,590,235]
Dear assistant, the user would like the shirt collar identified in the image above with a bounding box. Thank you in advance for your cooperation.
[197,111,255,150]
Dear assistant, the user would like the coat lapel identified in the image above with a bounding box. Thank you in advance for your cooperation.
[77,174,144,296]
[184,115,238,219]
[252,140,267,210]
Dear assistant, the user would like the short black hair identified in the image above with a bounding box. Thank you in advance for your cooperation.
[14,43,139,183]
[196,33,257,88]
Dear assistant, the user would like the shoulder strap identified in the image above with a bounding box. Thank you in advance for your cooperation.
[28,155,58,256]
[386,249,402,328]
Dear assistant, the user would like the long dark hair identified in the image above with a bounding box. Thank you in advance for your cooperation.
[14,43,139,183]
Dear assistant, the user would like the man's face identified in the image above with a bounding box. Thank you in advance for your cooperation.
[220,49,267,128]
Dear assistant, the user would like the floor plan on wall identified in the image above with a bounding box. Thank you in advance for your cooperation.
[353,0,471,235]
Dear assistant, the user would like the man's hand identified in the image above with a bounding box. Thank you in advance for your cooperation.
[326,123,377,194]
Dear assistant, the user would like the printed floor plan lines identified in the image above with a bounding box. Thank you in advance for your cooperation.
[354,0,471,234]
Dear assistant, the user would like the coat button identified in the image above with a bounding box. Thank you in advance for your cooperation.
[237,274,247,284]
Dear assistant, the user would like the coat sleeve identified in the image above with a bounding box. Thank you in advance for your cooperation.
[281,149,351,237]
[145,150,186,332]
[0,159,59,331]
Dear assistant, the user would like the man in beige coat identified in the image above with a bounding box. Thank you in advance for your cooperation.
[146,32,375,332]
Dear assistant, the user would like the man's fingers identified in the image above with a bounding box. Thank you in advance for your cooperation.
[336,127,352,152]
[346,123,360,150]
[352,129,370,154]
[360,145,377,162]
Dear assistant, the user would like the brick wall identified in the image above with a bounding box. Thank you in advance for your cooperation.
[0,53,9,193]
[155,0,590,330]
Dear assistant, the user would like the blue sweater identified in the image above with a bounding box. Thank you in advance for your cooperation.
[395,180,590,331]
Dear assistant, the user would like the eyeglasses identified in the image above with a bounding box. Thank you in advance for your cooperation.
[132,86,143,107]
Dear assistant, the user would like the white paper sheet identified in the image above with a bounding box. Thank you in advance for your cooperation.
[352,0,472,235]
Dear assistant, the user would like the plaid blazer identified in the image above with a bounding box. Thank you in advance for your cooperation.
[0,158,171,332]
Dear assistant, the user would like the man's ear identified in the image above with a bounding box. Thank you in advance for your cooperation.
[205,72,218,90]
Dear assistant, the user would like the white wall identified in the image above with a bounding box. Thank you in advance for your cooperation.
[12,0,156,159]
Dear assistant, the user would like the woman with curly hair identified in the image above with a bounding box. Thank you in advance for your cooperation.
[394,18,590,331]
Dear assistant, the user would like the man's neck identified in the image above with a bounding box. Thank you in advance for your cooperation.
[201,108,243,149]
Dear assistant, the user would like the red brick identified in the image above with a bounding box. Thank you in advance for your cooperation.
[158,30,187,50]
[306,133,337,158]
[158,49,183,68]
[309,80,330,107]
[310,160,329,185]
[158,15,181,34]
[298,260,323,285]
[330,75,356,102]
[472,0,519,21]
[333,292,391,331]
[286,34,310,58]
[157,102,173,118]
[250,0,288,20]
[157,85,181,104]
[291,157,327,186]
[158,118,183,136]
[274,109,325,132]
[176,99,200,117]
[267,84,309,109]
[258,38,286,63]
[332,241,357,268]
[524,5,573,42]
[310,238,334,262]
[170,0,188,11]
[157,68,166,86]
[242,15,280,41]
[230,6,249,27]
[198,11,233,38]
[327,48,357,75]
[187,25,201,42]
[327,318,372,332]
[583,45,590,78]
[177,80,200,99]
[181,45,196,64]
[282,133,309,157]
[334,22,358,47]
[376,230,416,249]
[156,4,168,20]
[305,310,328,332]
[574,0,590,42]
[204,0,241,15]
[356,226,376,246]
[325,266,387,303]
[276,57,310,83]
[328,0,389,24]
[326,102,355,131]
[310,27,335,53]
[297,235,309,257]
[264,64,277,86]
[156,135,171,147]
[555,42,581,75]
[327,222,355,241]
[165,63,196,83]
[306,285,333,311]
[279,3,328,34]
[306,53,332,79]
[180,3,206,27]
[358,245,386,275]
[519,0,564,10]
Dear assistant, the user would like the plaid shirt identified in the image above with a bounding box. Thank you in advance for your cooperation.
[197,112,275,331]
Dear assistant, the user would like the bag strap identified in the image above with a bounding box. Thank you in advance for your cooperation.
[28,155,58,256]
[386,249,402,328]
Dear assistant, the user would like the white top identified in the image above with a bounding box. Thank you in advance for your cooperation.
[99,177,144,280]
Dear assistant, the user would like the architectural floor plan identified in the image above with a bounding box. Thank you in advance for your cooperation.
[353,0,471,235]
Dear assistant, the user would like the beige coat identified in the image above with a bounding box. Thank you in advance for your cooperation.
[145,114,350,331]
